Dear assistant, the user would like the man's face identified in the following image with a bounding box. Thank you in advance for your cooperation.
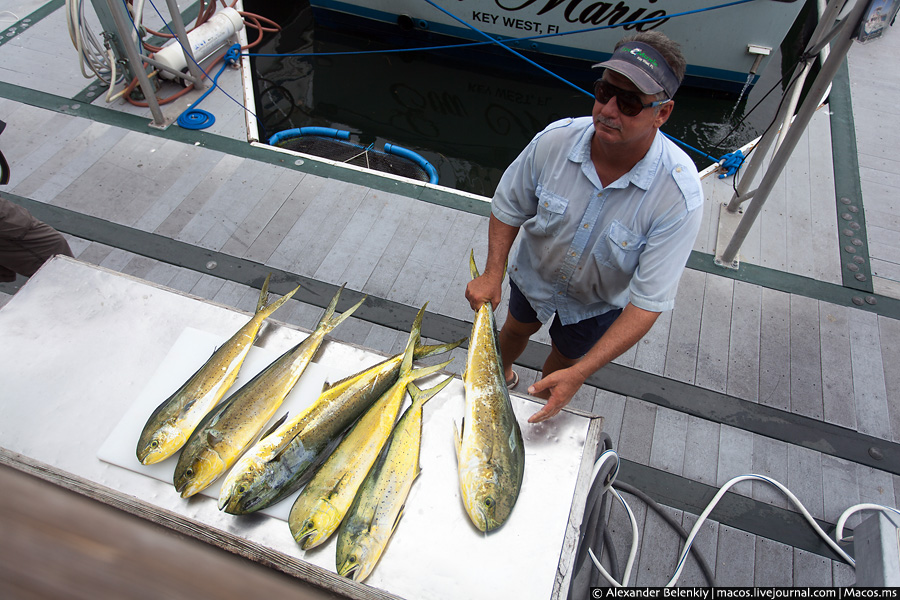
[591,70,674,149]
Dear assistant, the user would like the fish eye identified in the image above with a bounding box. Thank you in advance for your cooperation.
[484,497,494,508]
[185,468,194,477]
[149,440,159,449]
[348,556,357,564]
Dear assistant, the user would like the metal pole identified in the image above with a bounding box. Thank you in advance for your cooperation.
[718,0,869,266]
[163,0,207,89]
[104,0,166,126]
[726,0,850,212]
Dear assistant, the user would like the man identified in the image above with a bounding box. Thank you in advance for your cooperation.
[0,118,73,282]
[465,32,703,423]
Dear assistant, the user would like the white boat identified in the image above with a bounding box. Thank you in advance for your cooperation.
[307,0,809,93]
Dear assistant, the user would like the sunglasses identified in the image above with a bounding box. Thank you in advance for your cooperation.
[593,79,670,117]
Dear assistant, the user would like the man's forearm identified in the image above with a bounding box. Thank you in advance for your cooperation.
[483,214,519,278]
[572,303,660,380]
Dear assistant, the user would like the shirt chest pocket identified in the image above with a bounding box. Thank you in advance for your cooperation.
[593,221,647,273]
[534,191,568,236]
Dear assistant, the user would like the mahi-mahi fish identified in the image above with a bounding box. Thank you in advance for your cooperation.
[172,285,364,498]
[136,274,301,465]
[455,250,525,532]
[217,304,464,515]
[288,312,453,550]
[336,378,453,582]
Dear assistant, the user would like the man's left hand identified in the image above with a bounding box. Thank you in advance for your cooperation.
[526,366,588,423]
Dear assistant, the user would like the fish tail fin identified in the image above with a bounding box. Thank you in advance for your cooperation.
[469,249,480,280]
[257,278,304,320]
[406,357,453,384]
[413,336,467,360]
[407,375,454,409]
[256,273,272,312]
[399,303,427,377]
[318,284,367,334]
[468,249,507,283]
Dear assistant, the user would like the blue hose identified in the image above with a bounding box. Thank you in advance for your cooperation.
[385,143,439,184]
[268,127,351,146]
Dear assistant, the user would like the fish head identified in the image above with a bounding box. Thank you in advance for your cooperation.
[336,537,377,582]
[291,500,343,550]
[460,465,518,532]
[217,460,270,514]
[136,424,186,465]
[173,449,225,498]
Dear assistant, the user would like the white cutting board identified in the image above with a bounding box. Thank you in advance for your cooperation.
[97,326,329,521]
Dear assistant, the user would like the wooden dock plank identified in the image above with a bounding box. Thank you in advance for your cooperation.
[819,302,858,430]
[727,280,761,402]
[695,274,733,393]
[631,308,672,375]
[362,199,435,299]
[617,398,657,464]
[649,407,688,476]
[807,110,841,284]
[634,505,683,586]
[879,316,900,442]
[591,390,627,447]
[848,308,891,439]
[682,416,720,487]
[717,425,753,496]
[790,294,823,419]
[758,288,791,411]
[821,455,861,527]
[755,537,793,586]
[751,435,789,510]
[663,269,705,385]
[793,548,832,586]
[606,490,648,586]
[787,444,825,521]
[678,512,719,587]
[715,525,755,586]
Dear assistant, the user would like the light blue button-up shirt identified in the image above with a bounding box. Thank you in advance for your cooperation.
[492,116,703,326]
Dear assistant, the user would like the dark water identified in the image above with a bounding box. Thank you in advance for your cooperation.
[245,1,815,197]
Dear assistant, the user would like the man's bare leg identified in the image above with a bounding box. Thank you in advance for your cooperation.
[497,313,542,384]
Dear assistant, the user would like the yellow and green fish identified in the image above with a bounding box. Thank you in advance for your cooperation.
[136,274,301,465]
[173,285,364,498]
[336,378,453,582]
[217,304,464,515]
[455,250,525,532]
[289,309,453,550]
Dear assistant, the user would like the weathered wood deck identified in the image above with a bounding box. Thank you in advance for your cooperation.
[1,0,898,593]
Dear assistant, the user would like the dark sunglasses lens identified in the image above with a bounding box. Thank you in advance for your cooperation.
[593,81,642,116]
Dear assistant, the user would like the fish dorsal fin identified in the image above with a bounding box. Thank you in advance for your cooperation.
[260,411,289,441]
[256,273,272,313]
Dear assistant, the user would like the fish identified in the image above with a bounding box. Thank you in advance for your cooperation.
[288,321,453,551]
[172,285,364,498]
[454,250,525,532]
[136,274,301,465]
[217,304,464,515]
[336,377,453,582]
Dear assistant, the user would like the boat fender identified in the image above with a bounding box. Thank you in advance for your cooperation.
[268,128,351,146]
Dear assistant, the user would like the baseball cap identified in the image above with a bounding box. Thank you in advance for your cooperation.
[593,42,680,99]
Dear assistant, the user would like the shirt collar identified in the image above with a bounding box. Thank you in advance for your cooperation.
[569,122,664,191]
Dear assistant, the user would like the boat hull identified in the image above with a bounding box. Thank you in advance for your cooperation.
[308,0,807,93]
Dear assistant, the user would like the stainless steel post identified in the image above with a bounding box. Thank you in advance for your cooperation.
[718,0,869,266]
[104,0,166,126]
[163,0,207,89]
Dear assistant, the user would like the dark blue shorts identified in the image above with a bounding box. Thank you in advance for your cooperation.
[508,279,623,360]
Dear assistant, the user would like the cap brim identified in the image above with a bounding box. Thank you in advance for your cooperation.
[593,59,666,96]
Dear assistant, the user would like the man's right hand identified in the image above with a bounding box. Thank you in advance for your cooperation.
[465,273,503,312]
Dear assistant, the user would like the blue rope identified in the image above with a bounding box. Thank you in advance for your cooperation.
[177,44,242,129]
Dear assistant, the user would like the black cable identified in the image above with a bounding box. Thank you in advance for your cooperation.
[613,481,717,587]
[569,434,620,598]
